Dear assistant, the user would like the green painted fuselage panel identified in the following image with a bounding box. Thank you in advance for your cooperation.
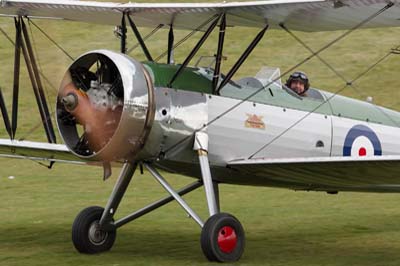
[144,62,213,94]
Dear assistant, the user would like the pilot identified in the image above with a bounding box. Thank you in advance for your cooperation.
[286,71,310,96]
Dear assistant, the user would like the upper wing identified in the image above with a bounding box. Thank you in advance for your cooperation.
[228,156,400,192]
[0,0,400,31]
[0,138,86,164]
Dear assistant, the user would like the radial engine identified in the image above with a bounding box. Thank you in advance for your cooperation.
[56,50,156,162]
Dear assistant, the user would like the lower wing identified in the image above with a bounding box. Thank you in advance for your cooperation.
[0,138,86,164]
[228,156,400,192]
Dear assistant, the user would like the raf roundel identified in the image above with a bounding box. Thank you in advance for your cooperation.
[343,125,382,157]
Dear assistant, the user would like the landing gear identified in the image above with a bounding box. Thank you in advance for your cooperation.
[144,162,246,262]
[72,206,116,254]
[201,213,245,262]
[70,134,246,262]
[72,162,136,254]
[194,132,245,262]
[71,161,205,255]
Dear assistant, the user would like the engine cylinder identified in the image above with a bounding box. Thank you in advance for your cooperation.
[56,50,155,162]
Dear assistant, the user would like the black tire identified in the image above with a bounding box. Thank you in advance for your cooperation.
[200,213,245,262]
[72,206,116,254]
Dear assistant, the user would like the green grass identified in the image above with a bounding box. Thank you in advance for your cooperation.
[1,0,400,265]
[3,161,400,266]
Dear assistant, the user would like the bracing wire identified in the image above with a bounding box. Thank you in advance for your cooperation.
[248,44,400,159]
[127,24,163,55]
[280,23,400,128]
[0,20,59,92]
[154,14,219,62]
[23,20,58,142]
[28,18,75,61]
[0,25,15,45]
[162,2,395,157]
[0,19,58,142]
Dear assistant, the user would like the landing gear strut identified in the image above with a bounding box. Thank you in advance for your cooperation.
[71,161,204,254]
[71,132,245,262]
[72,162,136,254]
[195,131,245,262]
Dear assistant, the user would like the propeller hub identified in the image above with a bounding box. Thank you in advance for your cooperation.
[62,93,78,111]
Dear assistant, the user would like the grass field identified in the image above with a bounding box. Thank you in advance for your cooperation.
[3,161,400,266]
[1,0,400,265]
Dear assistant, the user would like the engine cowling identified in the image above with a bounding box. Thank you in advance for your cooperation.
[56,50,155,162]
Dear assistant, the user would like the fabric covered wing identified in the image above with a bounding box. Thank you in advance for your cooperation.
[0,139,86,164]
[228,156,400,192]
[0,0,400,31]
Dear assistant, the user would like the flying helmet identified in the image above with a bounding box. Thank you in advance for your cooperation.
[286,71,310,92]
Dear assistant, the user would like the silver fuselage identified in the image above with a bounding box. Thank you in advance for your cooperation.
[142,82,400,192]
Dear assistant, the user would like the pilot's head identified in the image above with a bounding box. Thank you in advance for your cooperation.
[286,71,310,95]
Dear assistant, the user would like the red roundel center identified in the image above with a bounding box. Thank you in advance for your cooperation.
[217,226,237,253]
[358,147,367,156]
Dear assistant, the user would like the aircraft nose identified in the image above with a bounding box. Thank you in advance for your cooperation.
[56,50,155,162]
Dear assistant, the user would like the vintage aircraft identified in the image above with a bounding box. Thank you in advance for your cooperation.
[1,0,400,262]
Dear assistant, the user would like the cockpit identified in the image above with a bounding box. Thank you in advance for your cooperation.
[196,64,326,105]
[189,62,334,115]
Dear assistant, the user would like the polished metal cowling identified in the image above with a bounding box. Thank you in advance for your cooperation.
[56,50,155,162]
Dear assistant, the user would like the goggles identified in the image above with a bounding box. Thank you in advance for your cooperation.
[290,72,308,81]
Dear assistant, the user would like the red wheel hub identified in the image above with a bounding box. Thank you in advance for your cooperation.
[217,226,237,253]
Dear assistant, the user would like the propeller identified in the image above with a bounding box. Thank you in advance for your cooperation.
[57,54,123,158]
[56,50,155,167]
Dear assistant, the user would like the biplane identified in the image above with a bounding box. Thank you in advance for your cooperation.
[1,0,400,262]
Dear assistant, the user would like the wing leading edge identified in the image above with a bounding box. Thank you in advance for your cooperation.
[228,156,400,192]
[0,0,400,31]
[0,138,86,164]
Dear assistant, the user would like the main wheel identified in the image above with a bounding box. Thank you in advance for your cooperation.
[72,206,116,254]
[200,213,245,262]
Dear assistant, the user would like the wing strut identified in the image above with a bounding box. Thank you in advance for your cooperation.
[0,89,12,138]
[168,14,221,88]
[127,14,153,62]
[120,13,127,53]
[167,24,174,64]
[154,15,217,62]
[11,17,21,139]
[216,24,269,95]
[212,13,226,94]
[12,17,56,143]
[0,17,58,142]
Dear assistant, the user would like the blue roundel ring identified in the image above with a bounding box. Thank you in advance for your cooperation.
[343,125,382,156]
